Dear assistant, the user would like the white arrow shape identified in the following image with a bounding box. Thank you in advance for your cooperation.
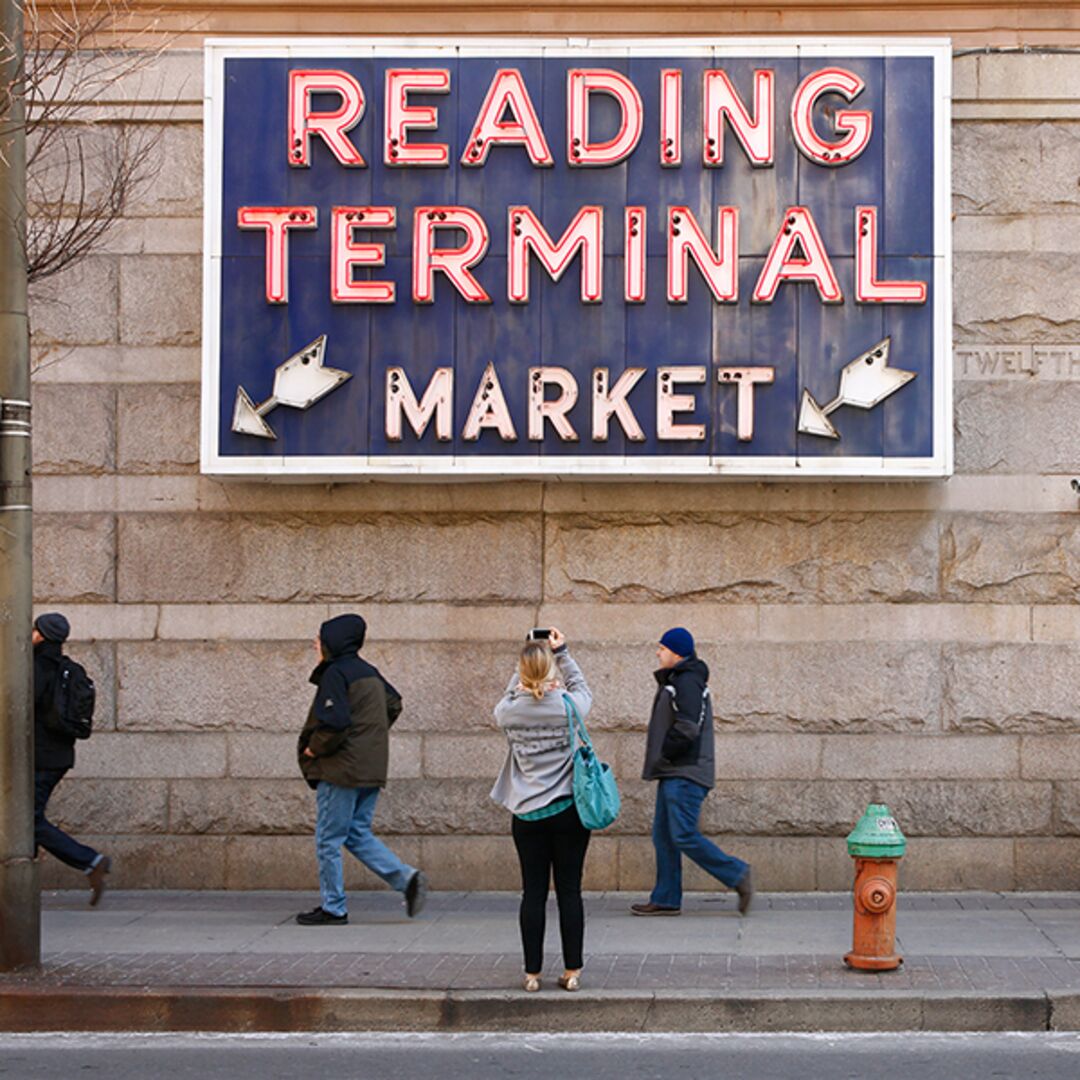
[231,335,351,440]
[270,335,350,408]
[798,337,915,440]
[798,390,840,439]
[232,386,277,439]
[834,338,915,408]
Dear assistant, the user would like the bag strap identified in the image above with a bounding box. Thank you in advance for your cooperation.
[666,683,710,732]
[696,687,711,731]
[563,694,593,750]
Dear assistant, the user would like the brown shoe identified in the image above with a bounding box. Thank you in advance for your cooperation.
[736,869,754,915]
[87,855,111,907]
[630,902,681,916]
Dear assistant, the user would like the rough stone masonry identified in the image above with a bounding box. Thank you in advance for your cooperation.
[28,49,1080,892]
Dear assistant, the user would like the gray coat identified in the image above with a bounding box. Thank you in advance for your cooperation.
[642,656,715,790]
[490,649,592,815]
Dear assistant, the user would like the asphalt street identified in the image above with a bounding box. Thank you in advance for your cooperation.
[1,1032,1080,1079]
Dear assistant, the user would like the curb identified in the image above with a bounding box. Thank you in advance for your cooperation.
[2,987,1077,1033]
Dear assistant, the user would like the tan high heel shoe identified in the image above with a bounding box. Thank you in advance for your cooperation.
[557,971,581,992]
[523,974,542,992]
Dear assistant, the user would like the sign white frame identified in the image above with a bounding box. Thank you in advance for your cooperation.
[202,36,953,480]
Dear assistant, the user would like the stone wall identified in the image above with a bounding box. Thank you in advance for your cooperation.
[40,2,1080,45]
[29,49,1080,892]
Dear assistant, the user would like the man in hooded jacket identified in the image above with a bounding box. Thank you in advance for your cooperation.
[296,613,428,925]
[33,612,111,905]
[631,627,753,916]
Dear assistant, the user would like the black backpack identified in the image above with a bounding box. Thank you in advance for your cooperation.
[47,656,96,740]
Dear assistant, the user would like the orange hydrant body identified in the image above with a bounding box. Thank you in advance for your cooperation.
[844,804,905,972]
[844,857,901,971]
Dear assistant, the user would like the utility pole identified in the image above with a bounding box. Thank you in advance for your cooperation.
[0,0,40,970]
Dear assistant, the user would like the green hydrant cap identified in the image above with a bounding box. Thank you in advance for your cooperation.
[846,803,907,858]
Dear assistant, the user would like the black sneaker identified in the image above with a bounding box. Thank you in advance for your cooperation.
[405,870,428,918]
[295,906,348,926]
[736,869,754,915]
[87,855,111,908]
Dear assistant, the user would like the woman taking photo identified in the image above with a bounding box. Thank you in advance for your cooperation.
[491,627,593,993]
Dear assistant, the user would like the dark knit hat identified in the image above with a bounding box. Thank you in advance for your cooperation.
[659,626,694,658]
[34,612,70,644]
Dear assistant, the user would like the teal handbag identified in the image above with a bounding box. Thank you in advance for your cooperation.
[563,695,621,830]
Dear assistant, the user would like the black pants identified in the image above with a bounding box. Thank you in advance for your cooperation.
[34,769,99,872]
[511,803,591,974]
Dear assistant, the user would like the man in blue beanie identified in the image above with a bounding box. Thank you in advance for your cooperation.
[632,627,753,916]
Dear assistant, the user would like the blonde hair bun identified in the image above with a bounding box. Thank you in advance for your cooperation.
[518,641,556,701]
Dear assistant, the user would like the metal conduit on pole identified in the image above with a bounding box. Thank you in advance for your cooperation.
[0,0,40,970]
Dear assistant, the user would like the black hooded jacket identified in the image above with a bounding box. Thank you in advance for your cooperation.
[641,655,715,790]
[34,640,75,771]
[297,614,403,790]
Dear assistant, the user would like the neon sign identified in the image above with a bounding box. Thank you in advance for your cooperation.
[202,38,952,477]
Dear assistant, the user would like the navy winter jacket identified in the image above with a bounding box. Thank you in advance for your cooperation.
[297,614,403,790]
[641,655,716,790]
[34,641,75,772]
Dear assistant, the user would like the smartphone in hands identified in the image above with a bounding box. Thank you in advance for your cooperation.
[527,628,551,641]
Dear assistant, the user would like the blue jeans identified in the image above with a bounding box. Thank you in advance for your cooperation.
[34,769,101,873]
[315,782,415,917]
[649,777,749,907]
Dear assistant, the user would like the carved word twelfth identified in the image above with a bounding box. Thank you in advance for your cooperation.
[956,345,1080,380]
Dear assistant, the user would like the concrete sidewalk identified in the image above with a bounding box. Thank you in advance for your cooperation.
[3,890,1080,1033]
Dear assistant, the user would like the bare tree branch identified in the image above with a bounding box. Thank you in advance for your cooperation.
[1,0,175,283]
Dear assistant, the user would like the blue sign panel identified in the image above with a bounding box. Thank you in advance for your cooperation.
[202,39,952,478]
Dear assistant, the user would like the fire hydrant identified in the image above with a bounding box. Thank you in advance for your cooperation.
[844,803,906,971]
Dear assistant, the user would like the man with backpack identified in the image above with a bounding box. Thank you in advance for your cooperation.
[32,612,110,905]
[631,627,754,917]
